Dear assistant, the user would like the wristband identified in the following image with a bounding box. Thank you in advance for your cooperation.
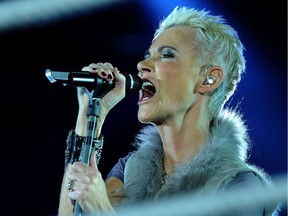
[65,130,104,167]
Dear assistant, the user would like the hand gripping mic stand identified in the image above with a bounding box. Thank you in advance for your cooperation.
[73,79,113,216]
[45,68,141,215]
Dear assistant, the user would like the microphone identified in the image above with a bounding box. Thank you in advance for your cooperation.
[45,69,142,94]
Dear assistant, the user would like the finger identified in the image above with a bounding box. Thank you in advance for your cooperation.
[113,67,126,86]
[81,66,89,71]
[88,151,103,182]
[82,64,98,74]
[67,171,79,183]
[68,189,83,201]
[97,62,114,72]
[83,62,115,81]
[89,62,111,72]
[113,67,123,79]
[103,62,114,71]
[93,62,114,80]
[67,170,91,186]
[66,178,84,192]
[70,162,90,174]
[82,63,105,78]
[66,179,75,192]
[89,151,98,170]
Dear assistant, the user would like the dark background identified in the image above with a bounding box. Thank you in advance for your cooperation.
[0,0,286,215]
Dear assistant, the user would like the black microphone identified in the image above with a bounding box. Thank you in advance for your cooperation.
[45,69,142,94]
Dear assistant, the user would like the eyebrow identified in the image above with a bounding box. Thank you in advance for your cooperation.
[145,45,178,56]
[157,45,178,53]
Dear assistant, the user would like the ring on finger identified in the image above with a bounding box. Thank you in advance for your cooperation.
[67,180,75,192]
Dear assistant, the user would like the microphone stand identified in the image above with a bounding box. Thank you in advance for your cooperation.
[73,80,113,216]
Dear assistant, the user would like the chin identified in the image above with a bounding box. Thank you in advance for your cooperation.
[137,111,164,125]
[138,111,153,123]
[137,115,150,124]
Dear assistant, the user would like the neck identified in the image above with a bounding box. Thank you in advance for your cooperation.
[158,97,212,175]
[160,128,207,175]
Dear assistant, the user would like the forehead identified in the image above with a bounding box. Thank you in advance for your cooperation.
[151,26,195,49]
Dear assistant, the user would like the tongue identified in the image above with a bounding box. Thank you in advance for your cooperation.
[142,89,153,100]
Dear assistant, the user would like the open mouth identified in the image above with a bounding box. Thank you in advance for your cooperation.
[139,79,156,101]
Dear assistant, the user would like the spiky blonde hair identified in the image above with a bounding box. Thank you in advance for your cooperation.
[154,6,246,116]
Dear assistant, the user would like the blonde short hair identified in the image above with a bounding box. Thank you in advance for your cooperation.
[154,6,246,116]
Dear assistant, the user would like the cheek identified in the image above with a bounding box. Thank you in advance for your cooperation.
[156,62,197,100]
[156,62,178,80]
[164,77,197,110]
[156,62,195,85]
[161,73,195,97]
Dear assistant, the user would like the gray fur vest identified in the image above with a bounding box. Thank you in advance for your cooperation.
[121,109,277,215]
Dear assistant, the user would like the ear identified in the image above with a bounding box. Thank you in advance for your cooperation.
[196,66,223,94]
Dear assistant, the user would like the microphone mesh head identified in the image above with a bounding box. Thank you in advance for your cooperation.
[124,73,142,94]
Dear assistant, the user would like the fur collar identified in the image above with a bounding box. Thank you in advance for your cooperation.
[121,109,275,214]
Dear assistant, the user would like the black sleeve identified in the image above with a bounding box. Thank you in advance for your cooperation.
[105,151,135,182]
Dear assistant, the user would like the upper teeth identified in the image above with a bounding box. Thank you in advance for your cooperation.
[141,81,155,95]
[142,81,154,88]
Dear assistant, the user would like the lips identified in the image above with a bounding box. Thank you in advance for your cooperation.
[139,79,156,101]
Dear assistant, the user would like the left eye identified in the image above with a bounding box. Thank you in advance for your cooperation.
[161,52,174,58]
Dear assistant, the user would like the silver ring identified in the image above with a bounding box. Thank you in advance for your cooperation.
[67,180,74,192]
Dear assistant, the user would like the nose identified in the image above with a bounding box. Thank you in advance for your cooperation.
[137,59,152,77]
